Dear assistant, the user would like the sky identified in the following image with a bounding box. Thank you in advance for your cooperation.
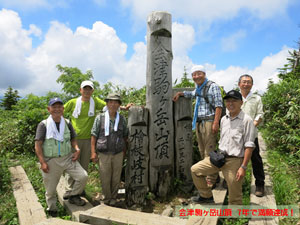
[0,0,300,97]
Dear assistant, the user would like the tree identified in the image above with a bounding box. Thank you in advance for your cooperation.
[262,43,300,159]
[173,66,195,88]
[56,64,100,98]
[0,86,20,110]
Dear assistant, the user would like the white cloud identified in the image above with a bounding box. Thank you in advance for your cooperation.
[208,46,291,93]
[0,9,33,90]
[0,8,293,97]
[221,30,246,52]
[121,0,292,25]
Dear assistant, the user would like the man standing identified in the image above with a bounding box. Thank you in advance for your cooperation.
[173,65,223,187]
[238,74,265,197]
[190,90,256,205]
[91,93,128,206]
[63,80,106,198]
[35,97,88,216]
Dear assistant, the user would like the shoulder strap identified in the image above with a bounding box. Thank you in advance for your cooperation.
[203,80,214,104]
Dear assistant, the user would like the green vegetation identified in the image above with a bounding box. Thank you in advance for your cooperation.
[261,47,300,224]
[1,55,300,225]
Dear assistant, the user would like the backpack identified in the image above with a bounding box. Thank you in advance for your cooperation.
[202,81,226,119]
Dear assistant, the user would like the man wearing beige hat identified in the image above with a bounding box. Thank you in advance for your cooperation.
[91,93,128,206]
[173,65,223,191]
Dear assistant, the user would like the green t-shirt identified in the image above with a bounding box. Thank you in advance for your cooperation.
[64,97,106,139]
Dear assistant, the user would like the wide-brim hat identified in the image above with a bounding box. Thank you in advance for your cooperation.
[105,93,122,104]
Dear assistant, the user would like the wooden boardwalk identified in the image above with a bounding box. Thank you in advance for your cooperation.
[248,133,278,225]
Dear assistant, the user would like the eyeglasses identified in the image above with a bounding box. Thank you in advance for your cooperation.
[240,80,252,84]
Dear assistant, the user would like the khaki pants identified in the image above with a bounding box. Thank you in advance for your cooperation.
[191,157,244,205]
[98,152,123,203]
[65,139,91,191]
[195,121,218,183]
[41,153,88,211]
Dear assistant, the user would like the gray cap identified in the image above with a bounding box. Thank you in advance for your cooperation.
[105,93,122,104]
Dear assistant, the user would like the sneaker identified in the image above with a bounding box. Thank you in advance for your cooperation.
[191,195,214,204]
[63,191,72,200]
[47,210,58,217]
[255,186,264,197]
[68,195,86,206]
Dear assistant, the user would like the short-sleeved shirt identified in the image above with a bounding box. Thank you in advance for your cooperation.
[219,110,256,157]
[91,113,128,139]
[35,119,76,141]
[64,97,106,139]
[183,81,223,120]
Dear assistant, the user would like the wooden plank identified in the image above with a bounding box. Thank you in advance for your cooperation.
[79,204,186,225]
[248,133,278,225]
[56,176,93,222]
[186,172,227,225]
[9,166,47,225]
[35,218,85,225]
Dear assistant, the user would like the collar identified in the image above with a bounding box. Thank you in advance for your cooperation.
[226,110,244,121]
[242,91,253,101]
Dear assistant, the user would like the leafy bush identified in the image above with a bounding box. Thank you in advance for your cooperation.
[262,65,300,164]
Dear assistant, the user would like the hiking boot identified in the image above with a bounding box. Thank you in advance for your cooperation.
[191,195,214,204]
[63,191,72,200]
[255,186,264,197]
[68,195,86,206]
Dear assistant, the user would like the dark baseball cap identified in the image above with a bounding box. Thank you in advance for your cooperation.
[48,97,64,106]
[223,90,242,101]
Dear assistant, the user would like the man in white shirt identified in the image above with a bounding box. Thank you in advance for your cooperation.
[191,90,256,205]
[239,74,265,197]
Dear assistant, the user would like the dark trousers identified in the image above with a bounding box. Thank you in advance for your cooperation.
[251,138,265,187]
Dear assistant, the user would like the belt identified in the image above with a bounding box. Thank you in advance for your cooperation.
[196,115,215,122]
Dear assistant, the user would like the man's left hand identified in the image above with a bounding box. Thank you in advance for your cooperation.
[72,150,80,161]
[236,167,246,181]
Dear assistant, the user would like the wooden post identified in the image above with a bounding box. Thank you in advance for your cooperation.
[173,88,194,192]
[146,11,174,198]
[125,106,149,206]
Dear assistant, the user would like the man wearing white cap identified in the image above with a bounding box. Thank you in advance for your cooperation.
[173,65,223,190]
[63,80,106,198]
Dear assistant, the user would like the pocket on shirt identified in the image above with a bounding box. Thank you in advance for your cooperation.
[231,128,243,145]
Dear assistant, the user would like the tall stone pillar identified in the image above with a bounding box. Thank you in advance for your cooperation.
[173,88,194,192]
[146,11,173,197]
[125,106,149,206]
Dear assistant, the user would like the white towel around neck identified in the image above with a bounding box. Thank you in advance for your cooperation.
[105,110,120,136]
[72,96,95,118]
[45,115,65,142]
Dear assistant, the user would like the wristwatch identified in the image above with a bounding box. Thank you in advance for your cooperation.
[241,165,247,170]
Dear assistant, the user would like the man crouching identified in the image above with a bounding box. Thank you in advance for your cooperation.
[191,90,256,205]
[35,97,88,216]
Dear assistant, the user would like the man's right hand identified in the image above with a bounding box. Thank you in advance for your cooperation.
[173,92,183,102]
[40,162,49,173]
